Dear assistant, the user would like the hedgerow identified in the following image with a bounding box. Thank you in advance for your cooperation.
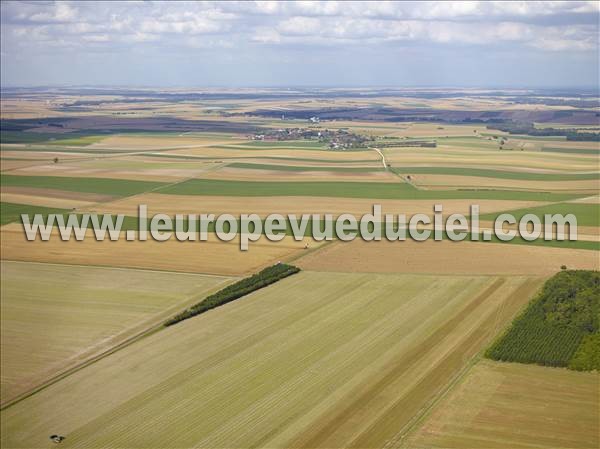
[164,263,300,326]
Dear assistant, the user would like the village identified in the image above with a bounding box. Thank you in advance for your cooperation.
[251,123,373,150]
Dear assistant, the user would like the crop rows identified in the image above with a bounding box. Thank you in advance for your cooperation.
[486,270,600,369]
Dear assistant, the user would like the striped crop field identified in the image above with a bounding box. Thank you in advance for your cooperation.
[1,271,543,448]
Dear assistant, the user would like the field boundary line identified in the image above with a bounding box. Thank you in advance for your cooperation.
[74,160,229,213]
[0,259,234,279]
[0,322,163,410]
[0,276,237,411]
[390,277,547,448]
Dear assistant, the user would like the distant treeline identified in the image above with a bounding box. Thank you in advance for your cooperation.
[486,270,600,370]
[376,140,437,148]
[488,122,600,141]
[164,263,300,326]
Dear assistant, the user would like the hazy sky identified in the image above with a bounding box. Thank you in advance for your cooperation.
[1,1,599,88]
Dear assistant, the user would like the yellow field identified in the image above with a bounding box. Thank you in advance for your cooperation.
[297,239,600,275]
[0,261,231,406]
[1,187,115,209]
[385,147,598,172]
[0,271,543,449]
[8,157,219,182]
[1,149,90,162]
[0,224,316,276]
[403,359,599,449]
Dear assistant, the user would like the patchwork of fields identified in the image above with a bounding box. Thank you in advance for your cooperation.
[0,272,543,449]
[1,92,598,449]
[0,224,313,275]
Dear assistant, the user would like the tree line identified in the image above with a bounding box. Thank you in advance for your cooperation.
[165,263,300,326]
[488,122,600,142]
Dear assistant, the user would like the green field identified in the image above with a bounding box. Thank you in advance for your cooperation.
[0,272,542,449]
[227,162,382,172]
[0,131,104,146]
[0,261,231,406]
[1,175,166,197]
[391,166,600,181]
[0,202,70,226]
[481,202,600,227]
[157,178,582,201]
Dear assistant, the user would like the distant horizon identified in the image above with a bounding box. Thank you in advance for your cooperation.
[2,84,599,92]
[2,1,599,89]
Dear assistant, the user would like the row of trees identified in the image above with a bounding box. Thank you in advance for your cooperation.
[487,122,600,142]
[486,270,600,370]
[164,263,300,326]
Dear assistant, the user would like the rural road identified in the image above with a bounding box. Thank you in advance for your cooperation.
[373,147,387,169]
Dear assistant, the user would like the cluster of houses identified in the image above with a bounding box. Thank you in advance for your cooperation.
[250,127,372,150]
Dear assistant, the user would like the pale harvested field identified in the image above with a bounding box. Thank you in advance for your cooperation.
[198,166,398,183]
[168,147,380,161]
[297,239,600,275]
[0,193,96,210]
[402,360,599,449]
[412,174,599,192]
[568,194,600,204]
[1,187,114,209]
[0,271,543,449]
[91,193,548,218]
[540,140,600,149]
[0,149,89,161]
[385,148,598,172]
[384,123,493,138]
[142,154,380,168]
[0,224,315,276]
[0,261,230,406]
[1,160,50,171]
[10,158,217,182]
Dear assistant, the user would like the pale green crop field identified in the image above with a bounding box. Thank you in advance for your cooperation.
[0,271,543,449]
[0,261,231,406]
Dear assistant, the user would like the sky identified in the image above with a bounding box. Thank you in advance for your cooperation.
[1,1,599,88]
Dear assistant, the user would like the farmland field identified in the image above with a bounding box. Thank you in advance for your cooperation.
[297,239,600,275]
[0,271,543,449]
[0,175,166,197]
[1,84,599,449]
[157,178,582,201]
[402,359,599,449]
[0,224,314,276]
[0,261,232,406]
